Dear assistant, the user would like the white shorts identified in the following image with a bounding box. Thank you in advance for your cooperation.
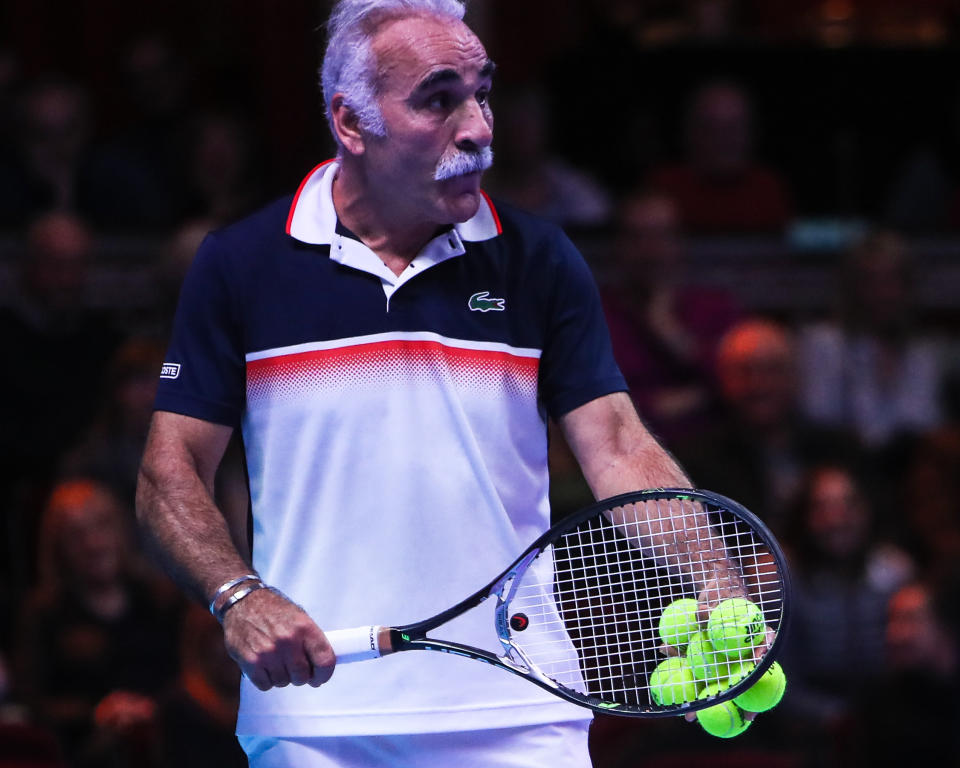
[238,719,593,768]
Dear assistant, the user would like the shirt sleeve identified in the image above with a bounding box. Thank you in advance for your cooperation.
[154,232,246,427]
[538,230,627,419]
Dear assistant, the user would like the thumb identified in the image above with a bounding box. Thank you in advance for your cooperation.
[305,628,336,687]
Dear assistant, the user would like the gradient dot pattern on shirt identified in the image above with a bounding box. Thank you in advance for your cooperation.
[246,336,540,404]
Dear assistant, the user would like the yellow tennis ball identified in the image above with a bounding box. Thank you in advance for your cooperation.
[658,598,700,648]
[695,680,751,737]
[707,598,765,657]
[696,699,752,738]
[725,659,756,688]
[686,631,732,683]
[734,661,786,713]
[649,657,698,706]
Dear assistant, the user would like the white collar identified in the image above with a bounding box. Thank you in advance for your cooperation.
[284,160,502,304]
[284,159,501,246]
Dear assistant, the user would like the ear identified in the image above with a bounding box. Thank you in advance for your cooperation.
[330,93,365,156]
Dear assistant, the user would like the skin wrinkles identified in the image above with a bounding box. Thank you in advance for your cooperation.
[333,13,494,259]
[374,19,490,101]
[137,7,716,719]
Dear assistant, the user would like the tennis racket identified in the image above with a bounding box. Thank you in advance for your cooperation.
[325,488,790,717]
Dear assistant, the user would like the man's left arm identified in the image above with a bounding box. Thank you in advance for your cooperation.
[559,390,746,610]
[558,390,690,497]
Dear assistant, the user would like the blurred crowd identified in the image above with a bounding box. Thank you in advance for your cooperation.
[1,1,960,767]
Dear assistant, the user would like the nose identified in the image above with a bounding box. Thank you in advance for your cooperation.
[455,98,493,152]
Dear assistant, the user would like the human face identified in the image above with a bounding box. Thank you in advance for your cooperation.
[805,468,868,560]
[56,492,124,586]
[364,14,494,225]
[615,196,682,289]
[717,324,796,430]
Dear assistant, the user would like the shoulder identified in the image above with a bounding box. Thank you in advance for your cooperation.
[181,195,301,292]
[483,196,585,268]
[205,195,296,254]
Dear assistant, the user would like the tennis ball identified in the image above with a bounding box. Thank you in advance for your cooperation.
[707,598,765,657]
[697,680,726,700]
[686,631,732,683]
[725,660,756,689]
[734,661,786,713]
[696,699,752,738]
[649,657,698,706]
[658,598,700,648]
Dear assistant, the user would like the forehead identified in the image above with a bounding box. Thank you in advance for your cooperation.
[371,13,488,92]
[721,327,792,365]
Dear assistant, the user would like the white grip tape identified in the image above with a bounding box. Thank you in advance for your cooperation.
[325,625,383,664]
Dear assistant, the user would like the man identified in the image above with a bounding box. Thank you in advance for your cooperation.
[673,318,864,535]
[601,190,742,447]
[136,1,714,764]
[646,79,793,235]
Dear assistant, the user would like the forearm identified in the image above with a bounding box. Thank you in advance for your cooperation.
[563,391,690,500]
[561,393,741,595]
[585,417,691,499]
[136,447,250,607]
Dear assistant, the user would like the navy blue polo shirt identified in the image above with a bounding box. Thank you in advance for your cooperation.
[155,160,626,736]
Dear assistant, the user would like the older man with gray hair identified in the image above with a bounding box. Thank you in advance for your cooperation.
[136,1,695,765]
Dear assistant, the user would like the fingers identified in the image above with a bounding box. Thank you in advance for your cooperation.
[244,664,273,692]
[750,626,776,663]
[305,631,336,687]
[222,588,335,691]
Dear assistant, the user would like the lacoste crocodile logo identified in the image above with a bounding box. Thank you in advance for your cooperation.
[468,291,506,312]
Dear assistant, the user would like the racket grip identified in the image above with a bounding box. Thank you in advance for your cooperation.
[325,625,384,664]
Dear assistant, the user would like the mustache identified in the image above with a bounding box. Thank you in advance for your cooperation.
[434,146,494,181]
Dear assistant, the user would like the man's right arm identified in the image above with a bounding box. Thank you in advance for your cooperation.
[136,410,335,689]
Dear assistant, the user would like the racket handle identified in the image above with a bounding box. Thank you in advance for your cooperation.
[325,625,385,663]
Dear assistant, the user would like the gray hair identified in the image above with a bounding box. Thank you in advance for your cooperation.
[321,0,467,146]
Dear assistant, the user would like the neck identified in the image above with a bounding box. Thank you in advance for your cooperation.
[333,157,440,274]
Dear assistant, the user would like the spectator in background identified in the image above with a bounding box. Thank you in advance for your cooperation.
[14,479,181,768]
[601,191,743,448]
[78,36,192,233]
[480,84,612,231]
[0,48,23,150]
[154,605,247,768]
[60,337,167,506]
[646,79,792,235]
[147,220,214,337]
[849,581,960,765]
[673,318,863,533]
[0,213,123,596]
[902,426,960,628]
[778,463,914,765]
[181,109,264,227]
[797,230,946,478]
[0,78,93,229]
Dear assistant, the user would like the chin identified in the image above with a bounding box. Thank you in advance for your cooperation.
[437,175,483,222]
[444,191,482,223]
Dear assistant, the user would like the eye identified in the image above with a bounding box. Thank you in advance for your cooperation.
[426,91,452,111]
[476,88,490,107]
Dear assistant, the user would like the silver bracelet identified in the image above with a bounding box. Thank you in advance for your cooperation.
[215,581,267,624]
[208,573,260,616]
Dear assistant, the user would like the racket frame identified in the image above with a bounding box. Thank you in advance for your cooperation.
[358,489,792,717]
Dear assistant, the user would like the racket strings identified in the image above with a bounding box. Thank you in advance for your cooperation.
[506,498,785,708]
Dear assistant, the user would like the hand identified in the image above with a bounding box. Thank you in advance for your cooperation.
[687,588,775,724]
[221,587,335,690]
[695,576,747,625]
